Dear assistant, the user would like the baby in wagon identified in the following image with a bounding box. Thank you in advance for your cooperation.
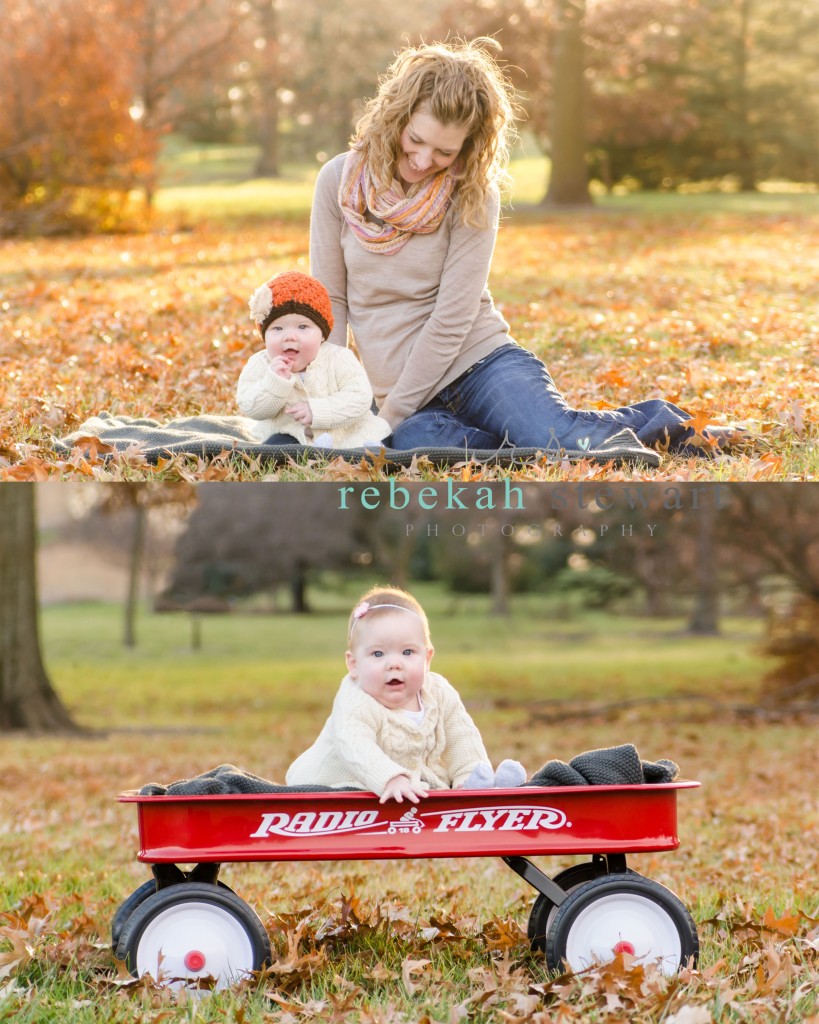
[238,270,392,448]
[286,586,527,803]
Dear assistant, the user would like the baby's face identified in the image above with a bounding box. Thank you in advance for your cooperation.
[264,313,323,372]
[346,611,432,712]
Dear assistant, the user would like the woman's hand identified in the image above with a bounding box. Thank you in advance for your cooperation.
[286,402,313,426]
[380,775,429,804]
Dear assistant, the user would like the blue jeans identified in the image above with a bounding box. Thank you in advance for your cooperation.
[391,345,695,451]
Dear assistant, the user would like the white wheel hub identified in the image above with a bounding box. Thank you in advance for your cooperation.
[563,892,682,975]
[135,899,255,989]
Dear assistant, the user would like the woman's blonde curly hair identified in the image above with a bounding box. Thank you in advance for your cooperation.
[351,38,518,229]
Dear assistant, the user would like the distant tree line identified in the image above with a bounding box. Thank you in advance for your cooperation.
[159,484,819,640]
[441,0,819,200]
[2,0,818,234]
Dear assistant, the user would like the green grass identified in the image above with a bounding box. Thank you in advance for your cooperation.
[152,137,819,224]
[40,595,769,731]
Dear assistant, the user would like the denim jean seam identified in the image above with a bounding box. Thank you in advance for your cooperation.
[441,386,462,415]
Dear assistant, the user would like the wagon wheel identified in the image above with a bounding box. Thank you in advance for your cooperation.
[528,861,636,951]
[111,877,235,951]
[544,873,698,975]
[112,880,159,952]
[115,882,271,989]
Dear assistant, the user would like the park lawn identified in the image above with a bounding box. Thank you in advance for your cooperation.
[0,600,816,1021]
[38,597,769,733]
[0,155,816,482]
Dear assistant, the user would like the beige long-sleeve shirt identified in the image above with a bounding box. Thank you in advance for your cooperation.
[236,344,391,447]
[285,672,490,796]
[309,153,512,429]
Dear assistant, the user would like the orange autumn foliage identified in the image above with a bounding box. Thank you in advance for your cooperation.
[0,0,155,236]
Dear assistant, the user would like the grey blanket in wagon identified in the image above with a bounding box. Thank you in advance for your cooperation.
[138,745,678,796]
[138,763,360,795]
[524,743,679,787]
[53,412,663,470]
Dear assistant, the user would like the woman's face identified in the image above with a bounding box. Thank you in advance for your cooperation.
[396,107,468,187]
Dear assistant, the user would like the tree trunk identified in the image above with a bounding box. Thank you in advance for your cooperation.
[139,2,159,210]
[124,502,147,648]
[688,503,720,635]
[733,0,756,190]
[544,0,592,206]
[190,614,202,651]
[0,487,80,733]
[489,530,510,617]
[290,560,309,613]
[635,548,670,617]
[254,1,280,177]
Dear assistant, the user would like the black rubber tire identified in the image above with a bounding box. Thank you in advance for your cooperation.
[111,880,158,952]
[115,882,271,985]
[111,878,235,952]
[544,873,698,974]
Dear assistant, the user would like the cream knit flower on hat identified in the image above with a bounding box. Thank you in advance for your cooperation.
[249,282,273,324]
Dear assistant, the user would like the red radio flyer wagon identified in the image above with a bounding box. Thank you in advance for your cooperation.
[115,782,700,988]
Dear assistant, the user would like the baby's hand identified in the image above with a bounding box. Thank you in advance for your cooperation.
[380,775,429,804]
[267,354,293,379]
[286,401,313,426]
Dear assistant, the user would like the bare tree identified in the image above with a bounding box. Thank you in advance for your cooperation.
[62,483,198,647]
[118,0,243,205]
[726,486,819,600]
[163,484,373,610]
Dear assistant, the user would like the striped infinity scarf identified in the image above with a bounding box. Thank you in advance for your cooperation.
[338,148,457,255]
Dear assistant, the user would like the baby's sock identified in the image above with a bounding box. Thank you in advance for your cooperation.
[493,759,527,788]
[462,762,494,789]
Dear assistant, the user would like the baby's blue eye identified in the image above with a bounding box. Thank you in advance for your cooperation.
[403,649,414,657]
[372,650,384,658]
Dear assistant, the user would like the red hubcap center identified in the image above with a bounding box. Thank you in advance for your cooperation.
[613,940,636,956]
[184,950,206,971]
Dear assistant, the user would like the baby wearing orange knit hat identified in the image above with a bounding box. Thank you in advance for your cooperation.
[237,270,392,448]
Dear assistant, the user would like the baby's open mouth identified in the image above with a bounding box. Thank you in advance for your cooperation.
[386,678,404,687]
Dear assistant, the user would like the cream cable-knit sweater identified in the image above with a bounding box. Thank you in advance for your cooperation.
[285,672,489,796]
[309,153,513,429]
[236,344,391,447]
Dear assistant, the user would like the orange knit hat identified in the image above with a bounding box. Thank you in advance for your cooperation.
[248,271,334,340]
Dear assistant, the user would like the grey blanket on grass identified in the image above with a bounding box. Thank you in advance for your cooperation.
[525,743,679,787]
[139,745,678,796]
[53,412,662,469]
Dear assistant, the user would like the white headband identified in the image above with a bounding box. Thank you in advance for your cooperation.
[349,601,425,636]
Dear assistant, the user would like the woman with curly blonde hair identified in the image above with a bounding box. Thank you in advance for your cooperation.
[309,38,738,457]
[351,40,514,232]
